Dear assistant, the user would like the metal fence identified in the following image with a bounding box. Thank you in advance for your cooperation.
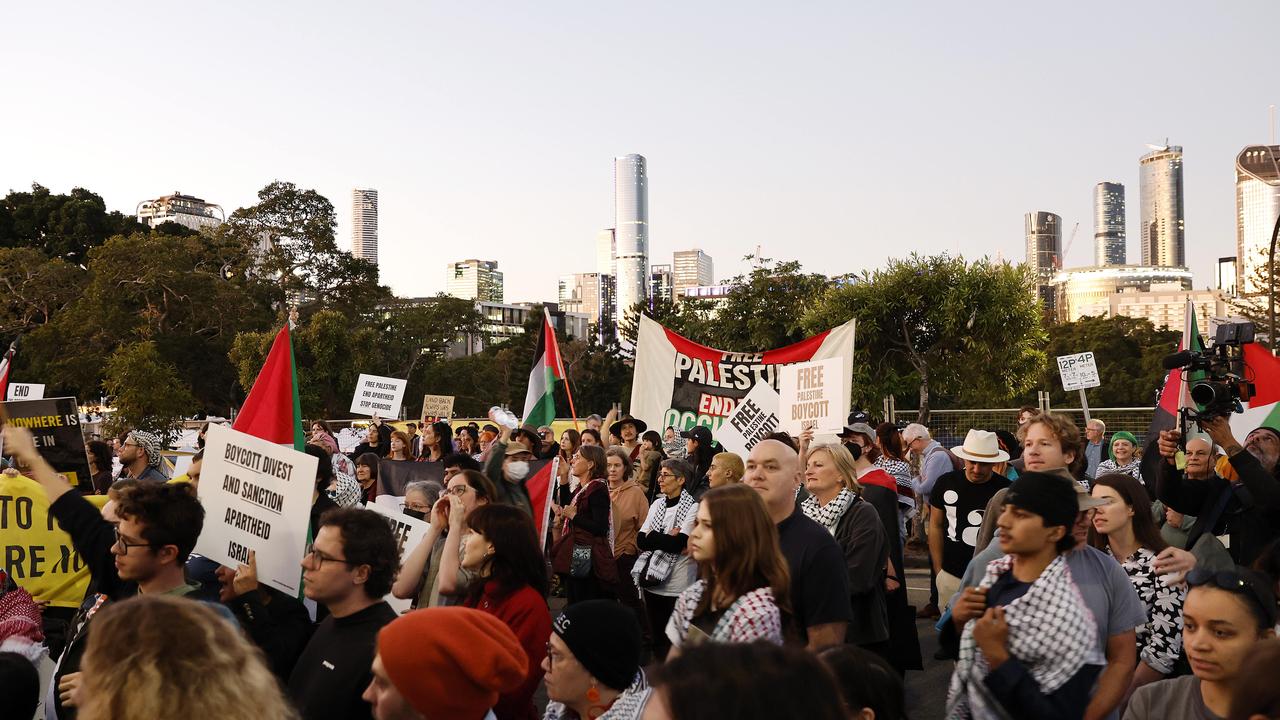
[889,407,1155,450]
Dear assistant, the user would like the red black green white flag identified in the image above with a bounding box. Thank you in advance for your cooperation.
[521,314,565,428]
[232,324,306,452]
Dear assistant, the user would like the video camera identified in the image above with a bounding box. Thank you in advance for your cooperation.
[1161,321,1257,422]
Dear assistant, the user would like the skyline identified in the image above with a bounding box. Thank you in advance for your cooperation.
[3,2,1278,303]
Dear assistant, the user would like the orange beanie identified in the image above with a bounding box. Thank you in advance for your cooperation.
[378,607,528,719]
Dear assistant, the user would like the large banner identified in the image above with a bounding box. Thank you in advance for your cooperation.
[0,473,90,608]
[3,397,91,489]
[630,315,856,434]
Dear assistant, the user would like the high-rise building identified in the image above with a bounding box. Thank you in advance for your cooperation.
[1235,145,1280,295]
[1139,145,1185,267]
[559,272,616,338]
[446,260,504,303]
[650,264,673,306]
[136,192,224,231]
[613,155,649,328]
[596,228,616,277]
[672,249,714,300]
[1050,265,1194,325]
[1093,182,1126,266]
[1025,211,1062,313]
[352,188,379,265]
[1217,256,1239,297]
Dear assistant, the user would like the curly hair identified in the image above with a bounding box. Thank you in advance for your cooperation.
[114,482,204,563]
[318,507,400,598]
[1016,411,1084,476]
[79,595,297,720]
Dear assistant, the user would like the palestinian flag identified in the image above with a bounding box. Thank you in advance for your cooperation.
[521,313,565,428]
[233,325,305,452]
[1229,343,1280,439]
[0,338,16,402]
[1141,301,1205,485]
[525,457,558,544]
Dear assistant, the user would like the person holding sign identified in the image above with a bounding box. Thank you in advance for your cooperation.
[288,508,400,720]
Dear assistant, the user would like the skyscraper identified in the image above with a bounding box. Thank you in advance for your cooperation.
[596,228,616,277]
[650,264,673,306]
[446,259,504,303]
[1235,145,1280,295]
[352,188,379,265]
[558,272,616,341]
[1093,182,1126,266]
[672,249,714,300]
[1138,145,1185,267]
[613,155,649,328]
[1025,211,1062,312]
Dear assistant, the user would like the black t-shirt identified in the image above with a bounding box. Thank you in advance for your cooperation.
[777,508,853,641]
[288,600,398,720]
[986,571,1032,608]
[929,471,1010,577]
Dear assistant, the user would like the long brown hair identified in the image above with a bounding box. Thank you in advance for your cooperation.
[875,422,907,462]
[695,484,791,617]
[79,595,297,720]
[389,430,416,460]
[1087,472,1167,553]
[464,504,550,603]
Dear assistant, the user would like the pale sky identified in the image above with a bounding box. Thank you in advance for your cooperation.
[2,2,1275,303]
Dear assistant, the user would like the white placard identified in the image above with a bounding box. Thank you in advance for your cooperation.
[349,374,408,417]
[6,383,44,400]
[716,382,783,455]
[1057,352,1101,392]
[365,501,431,614]
[779,358,848,435]
[194,424,318,595]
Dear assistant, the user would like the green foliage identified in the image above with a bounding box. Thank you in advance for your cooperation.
[1034,315,1179,408]
[0,184,145,264]
[1233,245,1280,350]
[101,341,197,443]
[806,253,1046,422]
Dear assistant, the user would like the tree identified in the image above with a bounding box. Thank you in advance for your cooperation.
[101,341,197,443]
[0,184,145,264]
[1033,315,1179,408]
[1233,246,1280,350]
[806,253,1046,423]
[0,247,84,335]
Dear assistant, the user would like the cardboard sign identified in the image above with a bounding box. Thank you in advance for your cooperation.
[3,397,91,489]
[6,383,44,400]
[1057,352,1101,391]
[194,424,318,595]
[421,394,455,421]
[365,501,431,614]
[0,473,90,608]
[349,374,408,418]
[715,382,783,455]
[779,358,847,435]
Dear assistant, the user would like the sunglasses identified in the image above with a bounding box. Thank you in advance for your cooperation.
[1187,568,1277,626]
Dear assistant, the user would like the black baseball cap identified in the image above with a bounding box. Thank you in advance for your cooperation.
[680,426,712,445]
[1002,471,1079,531]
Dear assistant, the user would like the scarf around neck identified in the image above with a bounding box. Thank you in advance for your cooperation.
[800,487,855,534]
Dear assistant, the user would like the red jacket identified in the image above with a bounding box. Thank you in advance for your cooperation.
[857,467,899,494]
[466,581,552,720]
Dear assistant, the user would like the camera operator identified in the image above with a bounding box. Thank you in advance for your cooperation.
[1157,416,1280,566]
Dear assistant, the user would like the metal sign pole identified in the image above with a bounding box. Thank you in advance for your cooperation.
[1078,388,1091,424]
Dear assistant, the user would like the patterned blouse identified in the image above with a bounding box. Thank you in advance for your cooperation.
[1111,546,1185,675]
[1096,459,1143,484]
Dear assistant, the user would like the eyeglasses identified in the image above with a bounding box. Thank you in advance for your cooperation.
[447,485,472,497]
[112,528,155,554]
[303,544,356,568]
[544,642,569,669]
[657,471,678,479]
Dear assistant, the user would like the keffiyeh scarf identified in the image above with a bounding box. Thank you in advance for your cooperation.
[800,488,855,534]
[632,491,697,587]
[946,553,1097,719]
[543,671,652,720]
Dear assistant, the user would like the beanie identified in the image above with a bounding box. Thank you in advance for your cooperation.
[378,607,527,719]
[1108,431,1138,462]
[551,600,641,691]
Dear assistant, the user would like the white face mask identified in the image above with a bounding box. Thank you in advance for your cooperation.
[506,460,530,480]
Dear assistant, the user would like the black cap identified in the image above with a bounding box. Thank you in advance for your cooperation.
[552,600,641,691]
[680,426,712,445]
[1003,471,1079,531]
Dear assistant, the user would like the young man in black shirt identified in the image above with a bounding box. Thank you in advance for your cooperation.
[929,429,1011,609]
[288,507,400,720]
[743,438,852,649]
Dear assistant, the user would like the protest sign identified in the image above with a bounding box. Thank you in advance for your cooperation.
[3,397,91,489]
[194,424,317,595]
[421,394,455,421]
[630,315,855,433]
[378,459,444,497]
[349,374,408,418]
[0,473,89,608]
[365,501,431,614]
[1056,352,1101,391]
[715,382,783,455]
[6,383,44,400]
[779,358,848,436]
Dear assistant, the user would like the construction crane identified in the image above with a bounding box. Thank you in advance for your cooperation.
[1054,222,1080,269]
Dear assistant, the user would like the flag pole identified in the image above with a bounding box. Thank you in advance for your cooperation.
[549,315,581,431]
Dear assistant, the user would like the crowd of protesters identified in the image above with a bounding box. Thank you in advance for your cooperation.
[4,397,1280,720]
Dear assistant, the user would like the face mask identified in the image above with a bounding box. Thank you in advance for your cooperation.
[506,461,530,480]
[403,508,427,521]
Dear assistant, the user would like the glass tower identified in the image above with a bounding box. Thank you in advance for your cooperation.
[352,188,378,266]
[1235,145,1280,295]
[1138,146,1185,267]
[1093,182,1126,266]
[613,155,649,328]
[1025,211,1061,315]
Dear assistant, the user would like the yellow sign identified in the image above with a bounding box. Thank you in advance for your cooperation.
[0,473,90,608]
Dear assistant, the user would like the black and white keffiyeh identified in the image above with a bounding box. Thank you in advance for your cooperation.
[632,491,697,587]
[945,553,1098,719]
[800,488,855,534]
[543,670,652,720]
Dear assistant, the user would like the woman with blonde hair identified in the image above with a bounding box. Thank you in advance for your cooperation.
[77,594,297,720]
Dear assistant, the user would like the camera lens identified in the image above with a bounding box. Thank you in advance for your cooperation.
[1190,381,1228,408]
